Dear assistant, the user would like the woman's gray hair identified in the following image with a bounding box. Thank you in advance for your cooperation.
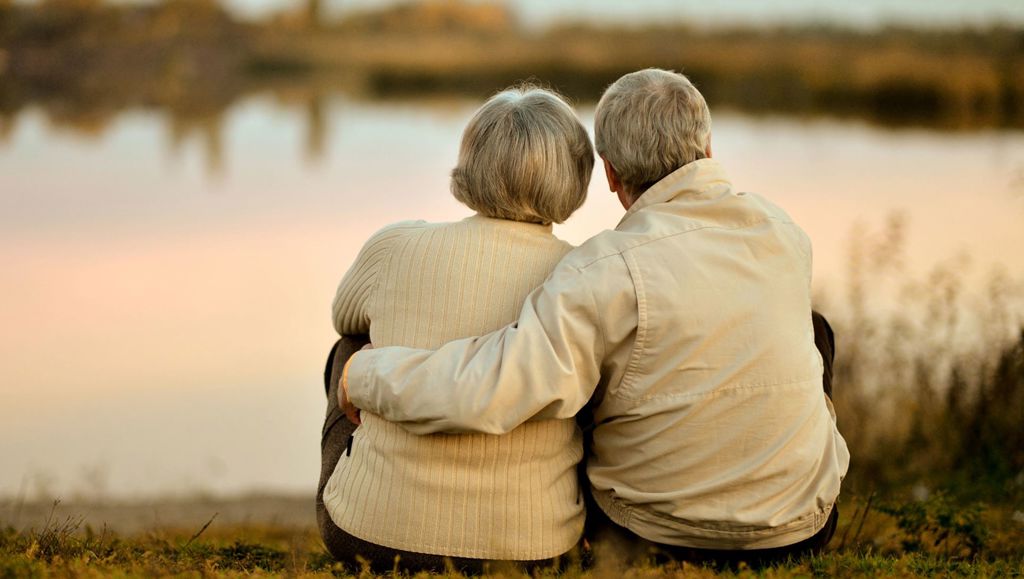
[594,68,712,200]
[451,85,594,225]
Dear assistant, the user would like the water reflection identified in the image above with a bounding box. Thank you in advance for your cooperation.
[3,83,383,178]
[0,93,1022,499]
[304,93,326,164]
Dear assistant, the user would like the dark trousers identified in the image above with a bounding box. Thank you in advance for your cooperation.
[316,336,565,574]
[580,311,840,569]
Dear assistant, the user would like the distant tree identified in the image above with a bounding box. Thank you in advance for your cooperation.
[0,0,11,45]
[40,0,102,11]
[306,0,322,29]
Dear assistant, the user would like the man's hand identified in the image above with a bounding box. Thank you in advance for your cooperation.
[339,344,373,425]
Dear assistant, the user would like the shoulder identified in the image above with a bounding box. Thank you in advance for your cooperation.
[355,219,431,256]
[742,192,813,257]
[366,219,430,244]
[742,191,797,223]
[542,230,633,302]
[557,228,634,273]
[535,232,575,261]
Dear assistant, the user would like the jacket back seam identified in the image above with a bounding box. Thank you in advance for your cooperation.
[613,251,647,398]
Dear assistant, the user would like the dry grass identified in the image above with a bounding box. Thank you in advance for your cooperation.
[1,495,1023,578]
[820,217,1024,501]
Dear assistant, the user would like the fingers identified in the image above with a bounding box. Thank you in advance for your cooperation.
[338,349,367,426]
[338,374,362,425]
[340,387,362,425]
[343,403,361,426]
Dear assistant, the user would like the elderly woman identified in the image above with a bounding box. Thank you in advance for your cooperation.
[315,86,594,572]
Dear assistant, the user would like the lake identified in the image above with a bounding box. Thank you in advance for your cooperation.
[1,94,1022,499]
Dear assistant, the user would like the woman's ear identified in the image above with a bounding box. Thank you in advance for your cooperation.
[705,134,713,159]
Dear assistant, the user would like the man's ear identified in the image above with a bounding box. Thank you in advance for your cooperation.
[602,157,634,210]
[602,157,621,193]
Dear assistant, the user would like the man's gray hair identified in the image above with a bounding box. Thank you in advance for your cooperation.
[451,86,594,225]
[595,68,712,199]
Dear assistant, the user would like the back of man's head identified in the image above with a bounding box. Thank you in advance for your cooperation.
[595,68,712,201]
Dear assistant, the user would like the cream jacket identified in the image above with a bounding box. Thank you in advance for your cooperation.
[348,159,851,549]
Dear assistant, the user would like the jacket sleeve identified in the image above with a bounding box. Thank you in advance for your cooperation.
[331,222,421,335]
[346,261,607,435]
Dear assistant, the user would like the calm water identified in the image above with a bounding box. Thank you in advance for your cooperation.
[1,96,1023,499]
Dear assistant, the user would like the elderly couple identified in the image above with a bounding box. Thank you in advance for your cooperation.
[315,68,850,572]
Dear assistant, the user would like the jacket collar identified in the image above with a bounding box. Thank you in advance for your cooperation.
[618,159,732,226]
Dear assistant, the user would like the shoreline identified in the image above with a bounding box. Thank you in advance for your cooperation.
[0,494,315,534]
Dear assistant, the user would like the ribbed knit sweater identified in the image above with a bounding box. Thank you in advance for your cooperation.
[323,215,584,560]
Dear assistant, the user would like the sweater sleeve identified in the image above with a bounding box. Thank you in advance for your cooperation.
[332,221,422,335]
[346,259,609,435]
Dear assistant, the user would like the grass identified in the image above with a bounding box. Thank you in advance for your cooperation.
[2,494,1023,577]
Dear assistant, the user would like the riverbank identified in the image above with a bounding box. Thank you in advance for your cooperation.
[1,494,312,536]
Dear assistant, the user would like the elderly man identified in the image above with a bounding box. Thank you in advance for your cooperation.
[341,69,849,565]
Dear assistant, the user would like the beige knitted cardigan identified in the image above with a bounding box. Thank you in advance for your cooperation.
[323,215,584,560]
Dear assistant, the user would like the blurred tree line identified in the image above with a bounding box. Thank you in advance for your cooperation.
[2,0,1024,138]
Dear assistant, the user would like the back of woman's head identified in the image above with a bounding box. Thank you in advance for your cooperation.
[451,86,594,225]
